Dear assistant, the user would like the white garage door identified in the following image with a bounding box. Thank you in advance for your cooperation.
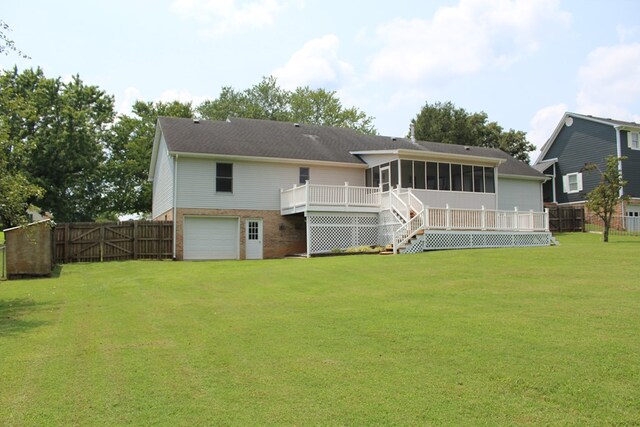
[184,217,239,260]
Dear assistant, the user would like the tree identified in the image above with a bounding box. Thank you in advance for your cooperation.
[104,100,194,215]
[197,76,376,134]
[411,101,535,162]
[0,19,29,59]
[584,155,629,242]
[0,67,115,222]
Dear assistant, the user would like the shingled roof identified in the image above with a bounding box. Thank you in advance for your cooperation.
[157,116,544,179]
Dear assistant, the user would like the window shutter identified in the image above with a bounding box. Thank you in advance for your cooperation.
[577,172,583,192]
[562,175,569,193]
[629,132,633,149]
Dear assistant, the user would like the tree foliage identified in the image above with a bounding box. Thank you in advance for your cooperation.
[411,101,535,162]
[104,101,194,215]
[0,67,114,223]
[584,156,629,242]
[0,19,29,59]
[197,76,376,135]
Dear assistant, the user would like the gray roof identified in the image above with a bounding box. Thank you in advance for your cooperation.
[531,158,557,173]
[158,116,544,179]
[570,113,640,128]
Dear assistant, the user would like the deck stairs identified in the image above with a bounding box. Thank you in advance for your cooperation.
[382,189,427,255]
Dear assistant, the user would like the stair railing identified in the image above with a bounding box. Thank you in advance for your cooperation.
[393,208,425,254]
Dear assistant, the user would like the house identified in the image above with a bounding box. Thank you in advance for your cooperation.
[149,117,551,260]
[534,112,640,219]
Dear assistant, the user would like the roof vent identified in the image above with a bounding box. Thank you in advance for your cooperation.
[193,118,200,124]
[464,146,471,150]
[391,137,397,141]
[294,123,300,127]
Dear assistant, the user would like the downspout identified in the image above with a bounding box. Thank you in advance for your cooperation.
[552,163,557,204]
[172,154,178,260]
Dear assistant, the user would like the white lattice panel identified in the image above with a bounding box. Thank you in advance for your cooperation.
[401,238,424,254]
[377,210,401,246]
[307,214,379,254]
[420,231,551,251]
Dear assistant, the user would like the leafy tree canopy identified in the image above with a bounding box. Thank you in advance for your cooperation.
[197,76,376,135]
[584,155,629,242]
[103,100,194,216]
[411,101,535,162]
[0,67,114,223]
[0,19,29,59]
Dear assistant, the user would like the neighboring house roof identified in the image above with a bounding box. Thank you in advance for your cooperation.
[531,158,557,174]
[535,112,640,164]
[154,116,544,179]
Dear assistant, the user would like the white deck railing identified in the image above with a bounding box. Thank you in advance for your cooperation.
[281,182,381,213]
[282,184,549,233]
[424,205,549,232]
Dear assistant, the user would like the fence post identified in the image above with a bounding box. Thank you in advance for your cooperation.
[530,210,534,231]
[305,180,310,210]
[446,204,451,230]
[345,182,349,207]
[481,206,486,230]
[100,225,105,262]
[64,223,69,263]
[133,221,138,260]
[545,208,550,231]
[424,206,430,229]
[514,207,519,231]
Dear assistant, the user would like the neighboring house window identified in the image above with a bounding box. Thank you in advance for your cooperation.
[216,163,233,193]
[299,167,310,184]
[630,132,640,150]
[563,172,582,194]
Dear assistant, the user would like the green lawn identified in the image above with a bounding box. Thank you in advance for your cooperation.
[1,233,639,425]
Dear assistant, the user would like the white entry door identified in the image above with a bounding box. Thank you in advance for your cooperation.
[246,219,263,259]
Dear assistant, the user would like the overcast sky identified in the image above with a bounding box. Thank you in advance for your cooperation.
[3,0,640,162]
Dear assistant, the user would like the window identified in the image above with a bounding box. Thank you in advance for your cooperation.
[630,132,640,150]
[563,172,582,194]
[216,163,233,193]
[390,161,399,188]
[299,167,310,184]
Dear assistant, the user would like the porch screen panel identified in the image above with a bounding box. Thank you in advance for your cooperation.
[391,161,399,189]
[427,162,438,190]
[484,167,495,193]
[401,160,413,188]
[451,164,462,191]
[414,161,425,189]
[474,166,485,192]
[463,165,473,192]
[439,163,451,191]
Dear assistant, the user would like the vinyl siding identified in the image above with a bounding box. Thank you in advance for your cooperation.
[151,135,174,218]
[498,178,543,211]
[620,131,640,198]
[176,157,365,210]
[542,118,617,203]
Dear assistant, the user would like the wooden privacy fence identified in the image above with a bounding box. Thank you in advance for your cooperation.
[55,221,173,263]
[547,206,585,232]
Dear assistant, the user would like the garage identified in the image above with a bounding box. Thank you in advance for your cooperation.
[183,216,239,260]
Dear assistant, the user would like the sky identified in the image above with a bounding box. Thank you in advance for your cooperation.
[2,0,640,163]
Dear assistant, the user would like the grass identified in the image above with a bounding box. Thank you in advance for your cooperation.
[1,233,639,425]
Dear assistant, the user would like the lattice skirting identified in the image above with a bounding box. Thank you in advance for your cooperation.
[307,213,378,254]
[413,231,552,251]
[377,210,400,247]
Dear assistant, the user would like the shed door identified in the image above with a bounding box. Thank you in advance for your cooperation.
[184,217,238,260]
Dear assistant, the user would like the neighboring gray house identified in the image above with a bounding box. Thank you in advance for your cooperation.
[149,117,550,260]
[534,112,640,218]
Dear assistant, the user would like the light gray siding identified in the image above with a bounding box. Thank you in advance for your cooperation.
[411,189,496,209]
[151,135,174,218]
[498,178,543,211]
[176,157,364,210]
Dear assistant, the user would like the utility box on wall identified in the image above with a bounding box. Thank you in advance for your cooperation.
[4,220,54,279]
